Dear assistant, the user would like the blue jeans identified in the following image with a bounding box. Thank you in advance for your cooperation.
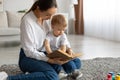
[8,48,81,80]
[8,48,62,80]
[62,58,81,73]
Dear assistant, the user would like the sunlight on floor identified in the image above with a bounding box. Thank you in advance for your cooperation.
[0,35,120,66]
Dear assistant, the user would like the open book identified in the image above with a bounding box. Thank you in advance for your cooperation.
[47,49,82,60]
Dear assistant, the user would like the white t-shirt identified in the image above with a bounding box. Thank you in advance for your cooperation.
[44,31,71,51]
[20,11,51,61]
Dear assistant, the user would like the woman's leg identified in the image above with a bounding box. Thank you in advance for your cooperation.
[19,49,62,73]
[62,58,81,73]
[49,64,62,74]
[8,48,61,80]
[8,71,59,80]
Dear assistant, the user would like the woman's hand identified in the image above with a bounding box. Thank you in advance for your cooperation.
[48,58,69,65]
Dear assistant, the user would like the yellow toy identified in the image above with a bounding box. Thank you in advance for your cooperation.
[115,75,120,80]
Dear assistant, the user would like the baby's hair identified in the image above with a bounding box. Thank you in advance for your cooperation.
[51,14,67,28]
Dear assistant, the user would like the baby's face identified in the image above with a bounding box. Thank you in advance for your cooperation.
[52,25,66,37]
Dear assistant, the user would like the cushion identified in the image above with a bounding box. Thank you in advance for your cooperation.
[0,12,8,28]
[0,28,20,36]
[0,64,23,76]
[7,11,25,28]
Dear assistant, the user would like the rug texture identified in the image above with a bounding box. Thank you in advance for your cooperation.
[80,57,120,80]
[0,57,120,80]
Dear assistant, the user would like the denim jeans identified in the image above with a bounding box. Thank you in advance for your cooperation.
[62,58,81,73]
[8,48,62,80]
[8,48,82,80]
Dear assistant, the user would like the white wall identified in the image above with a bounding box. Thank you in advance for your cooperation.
[3,0,34,11]
[3,0,75,34]
[57,0,75,34]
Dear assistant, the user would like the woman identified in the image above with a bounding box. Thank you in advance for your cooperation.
[0,0,66,80]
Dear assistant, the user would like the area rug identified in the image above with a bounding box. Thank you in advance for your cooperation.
[80,57,120,80]
[1,57,120,80]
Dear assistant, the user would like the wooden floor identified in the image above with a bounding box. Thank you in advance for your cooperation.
[0,35,120,66]
[68,35,120,60]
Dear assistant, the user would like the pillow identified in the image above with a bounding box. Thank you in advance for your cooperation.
[7,11,25,28]
[0,12,8,28]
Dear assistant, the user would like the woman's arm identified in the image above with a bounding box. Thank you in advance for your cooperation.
[20,18,49,61]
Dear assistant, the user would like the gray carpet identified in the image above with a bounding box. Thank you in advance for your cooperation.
[1,57,120,80]
[80,57,120,80]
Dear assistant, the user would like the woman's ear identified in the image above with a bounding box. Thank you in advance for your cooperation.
[37,6,39,10]
[36,6,41,12]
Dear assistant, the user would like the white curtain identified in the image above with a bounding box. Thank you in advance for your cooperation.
[84,0,120,41]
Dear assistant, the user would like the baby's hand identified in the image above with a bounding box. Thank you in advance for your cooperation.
[67,48,74,56]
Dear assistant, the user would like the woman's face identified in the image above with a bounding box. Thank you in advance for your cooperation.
[39,7,57,20]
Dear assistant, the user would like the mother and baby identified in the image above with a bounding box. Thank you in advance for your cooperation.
[0,0,82,80]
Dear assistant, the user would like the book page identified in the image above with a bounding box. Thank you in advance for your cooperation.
[47,50,82,60]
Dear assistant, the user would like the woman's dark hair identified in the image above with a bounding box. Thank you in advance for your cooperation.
[27,0,57,13]
[38,0,57,11]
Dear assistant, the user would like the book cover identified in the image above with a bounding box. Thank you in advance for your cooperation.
[47,50,82,60]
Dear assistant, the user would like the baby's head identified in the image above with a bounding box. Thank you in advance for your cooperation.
[51,14,67,36]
